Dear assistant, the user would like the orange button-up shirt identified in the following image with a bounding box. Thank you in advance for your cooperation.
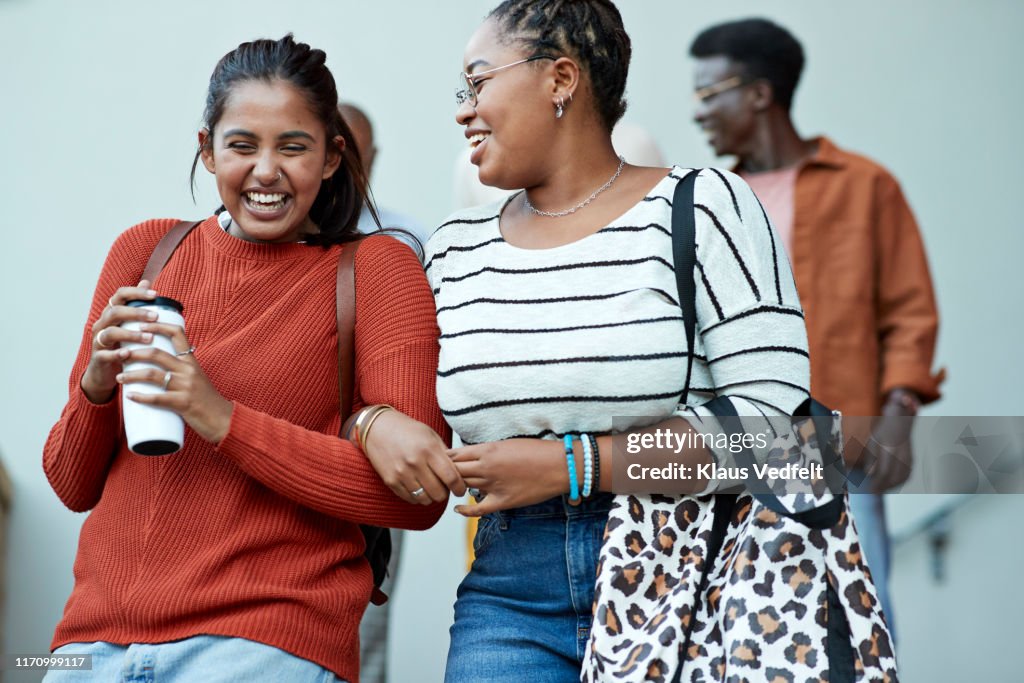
[745,137,945,418]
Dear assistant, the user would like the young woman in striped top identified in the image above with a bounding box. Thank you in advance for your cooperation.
[426,2,809,680]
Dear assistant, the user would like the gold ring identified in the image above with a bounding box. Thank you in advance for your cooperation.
[162,371,173,391]
[97,328,114,349]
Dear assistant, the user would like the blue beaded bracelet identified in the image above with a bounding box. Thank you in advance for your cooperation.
[563,434,580,503]
[580,433,594,499]
[588,434,601,496]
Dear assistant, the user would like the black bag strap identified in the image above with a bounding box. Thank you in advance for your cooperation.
[707,396,844,529]
[668,174,848,677]
[671,171,699,407]
[669,171,842,529]
[670,172,733,682]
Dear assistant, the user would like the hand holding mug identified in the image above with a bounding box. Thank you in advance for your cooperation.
[116,318,233,448]
[81,280,160,404]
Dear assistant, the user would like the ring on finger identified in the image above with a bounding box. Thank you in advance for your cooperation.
[175,346,197,357]
[162,371,173,391]
[97,328,114,349]
[410,487,426,497]
[108,296,117,308]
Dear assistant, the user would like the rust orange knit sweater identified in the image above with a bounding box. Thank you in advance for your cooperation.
[43,216,447,682]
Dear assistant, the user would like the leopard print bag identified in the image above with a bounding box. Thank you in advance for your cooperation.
[583,418,898,682]
[581,172,897,682]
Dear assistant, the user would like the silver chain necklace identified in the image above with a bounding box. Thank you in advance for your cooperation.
[523,155,626,218]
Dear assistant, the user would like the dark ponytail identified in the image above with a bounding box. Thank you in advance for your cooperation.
[190,34,373,246]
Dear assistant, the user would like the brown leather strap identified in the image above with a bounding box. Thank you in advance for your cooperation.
[337,235,392,432]
[338,235,393,607]
[144,222,366,434]
[141,220,202,285]
[336,238,364,427]
[142,223,366,449]
[142,222,365,429]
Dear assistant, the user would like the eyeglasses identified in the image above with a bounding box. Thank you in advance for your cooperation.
[693,75,748,104]
[456,55,555,108]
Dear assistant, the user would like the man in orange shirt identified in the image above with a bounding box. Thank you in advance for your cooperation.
[689,18,944,638]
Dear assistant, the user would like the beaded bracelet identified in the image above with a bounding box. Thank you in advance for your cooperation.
[587,434,601,497]
[580,433,594,499]
[563,434,581,504]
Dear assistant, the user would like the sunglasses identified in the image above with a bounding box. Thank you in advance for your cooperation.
[693,75,749,103]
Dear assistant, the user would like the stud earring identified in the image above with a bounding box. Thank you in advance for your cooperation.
[555,96,564,119]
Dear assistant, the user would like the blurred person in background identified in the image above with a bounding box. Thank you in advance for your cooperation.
[342,102,429,260]
[690,17,945,638]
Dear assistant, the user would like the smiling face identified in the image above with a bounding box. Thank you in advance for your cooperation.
[200,79,342,243]
[692,55,759,158]
[456,20,558,190]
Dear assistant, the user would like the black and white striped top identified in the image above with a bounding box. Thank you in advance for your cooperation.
[425,167,809,446]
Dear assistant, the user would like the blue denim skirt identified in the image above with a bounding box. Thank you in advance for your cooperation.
[446,493,613,683]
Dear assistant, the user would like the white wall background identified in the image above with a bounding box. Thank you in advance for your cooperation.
[1,1,1021,681]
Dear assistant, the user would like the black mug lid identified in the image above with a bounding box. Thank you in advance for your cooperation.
[125,297,184,313]
[131,439,181,456]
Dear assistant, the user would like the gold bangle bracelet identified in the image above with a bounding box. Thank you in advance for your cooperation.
[344,407,369,442]
[351,407,377,449]
[359,406,394,453]
[355,404,393,450]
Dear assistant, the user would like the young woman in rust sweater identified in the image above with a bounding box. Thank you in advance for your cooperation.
[42,35,460,683]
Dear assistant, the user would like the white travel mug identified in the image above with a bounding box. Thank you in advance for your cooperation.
[120,297,186,455]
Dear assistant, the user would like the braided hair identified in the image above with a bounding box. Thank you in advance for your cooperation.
[190,34,371,247]
[487,0,632,131]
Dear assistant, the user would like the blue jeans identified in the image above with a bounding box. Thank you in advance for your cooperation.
[44,636,345,682]
[847,471,896,642]
[445,494,612,683]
